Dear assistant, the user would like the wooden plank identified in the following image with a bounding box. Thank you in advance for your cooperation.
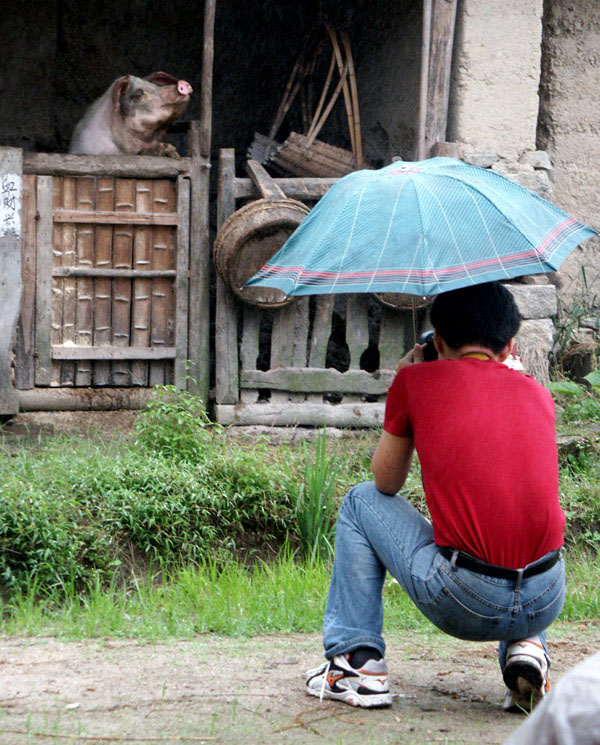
[234,176,337,200]
[307,295,335,404]
[14,174,37,389]
[270,303,296,404]
[290,297,310,402]
[149,179,176,385]
[60,177,77,385]
[74,177,95,385]
[52,346,176,360]
[53,209,178,226]
[54,267,177,278]
[308,295,335,367]
[19,387,155,411]
[425,0,458,156]
[131,179,153,385]
[246,160,286,200]
[92,177,114,386]
[187,121,211,402]
[215,402,385,428]
[49,177,64,385]
[241,367,394,394]
[174,174,190,388]
[111,178,135,385]
[239,305,261,404]
[346,295,370,369]
[215,148,239,405]
[378,306,407,371]
[0,148,23,414]
[23,152,191,178]
[33,175,54,386]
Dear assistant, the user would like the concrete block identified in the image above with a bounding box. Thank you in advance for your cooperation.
[462,152,499,168]
[516,318,555,384]
[519,150,553,170]
[506,284,557,319]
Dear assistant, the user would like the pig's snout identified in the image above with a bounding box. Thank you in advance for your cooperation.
[177,80,193,96]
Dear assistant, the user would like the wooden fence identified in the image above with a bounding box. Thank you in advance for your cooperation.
[214,148,423,427]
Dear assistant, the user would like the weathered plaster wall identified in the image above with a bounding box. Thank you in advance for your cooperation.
[448,0,544,159]
[538,0,600,302]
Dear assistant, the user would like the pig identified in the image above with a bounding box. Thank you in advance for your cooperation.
[69,72,193,158]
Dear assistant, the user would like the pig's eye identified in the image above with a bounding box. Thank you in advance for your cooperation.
[129,90,144,101]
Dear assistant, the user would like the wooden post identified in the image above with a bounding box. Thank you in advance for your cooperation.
[0,148,23,414]
[417,0,433,160]
[425,0,458,157]
[14,174,37,390]
[215,149,239,404]
[187,0,216,403]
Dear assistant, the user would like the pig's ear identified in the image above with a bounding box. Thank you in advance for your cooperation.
[111,76,131,111]
[146,71,179,87]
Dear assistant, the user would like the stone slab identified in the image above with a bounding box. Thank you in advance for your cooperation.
[506,284,558,319]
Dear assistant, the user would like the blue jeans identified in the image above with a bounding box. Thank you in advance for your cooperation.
[323,483,566,672]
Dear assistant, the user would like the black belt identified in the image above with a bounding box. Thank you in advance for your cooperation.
[440,547,561,581]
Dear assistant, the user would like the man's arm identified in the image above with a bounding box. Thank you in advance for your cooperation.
[371,430,415,496]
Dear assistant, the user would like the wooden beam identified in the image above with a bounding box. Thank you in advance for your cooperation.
[51,345,176,360]
[215,149,239,404]
[53,209,178,226]
[33,175,54,386]
[234,177,337,200]
[23,152,193,178]
[14,174,37,389]
[18,387,155,411]
[425,0,458,156]
[53,267,177,279]
[215,402,385,427]
[0,148,23,414]
[241,367,394,394]
[417,0,433,160]
[174,174,191,388]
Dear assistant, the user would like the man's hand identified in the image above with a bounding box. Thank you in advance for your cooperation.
[395,343,425,373]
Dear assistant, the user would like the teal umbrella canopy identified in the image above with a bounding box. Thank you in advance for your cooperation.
[245,157,596,297]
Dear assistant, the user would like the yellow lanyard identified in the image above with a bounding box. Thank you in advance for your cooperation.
[461,352,492,361]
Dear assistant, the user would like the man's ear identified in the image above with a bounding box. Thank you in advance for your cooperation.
[498,338,516,362]
[433,330,445,357]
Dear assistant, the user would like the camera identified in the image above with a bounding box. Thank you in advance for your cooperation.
[419,330,438,361]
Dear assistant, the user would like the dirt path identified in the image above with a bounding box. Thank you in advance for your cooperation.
[0,624,597,745]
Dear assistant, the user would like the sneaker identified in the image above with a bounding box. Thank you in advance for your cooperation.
[502,638,550,713]
[305,653,392,708]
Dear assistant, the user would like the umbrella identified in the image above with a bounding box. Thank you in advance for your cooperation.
[245,157,596,298]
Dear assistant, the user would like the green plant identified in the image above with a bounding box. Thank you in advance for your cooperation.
[295,428,341,561]
[548,370,600,422]
[134,385,214,461]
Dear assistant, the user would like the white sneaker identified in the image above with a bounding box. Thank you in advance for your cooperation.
[502,638,550,713]
[306,653,392,708]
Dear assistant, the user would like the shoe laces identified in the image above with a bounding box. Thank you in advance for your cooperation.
[320,659,332,703]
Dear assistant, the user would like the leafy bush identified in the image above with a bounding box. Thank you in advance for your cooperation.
[549,370,600,422]
[0,389,303,594]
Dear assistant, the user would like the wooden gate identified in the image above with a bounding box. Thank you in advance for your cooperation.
[11,151,208,411]
[214,148,425,427]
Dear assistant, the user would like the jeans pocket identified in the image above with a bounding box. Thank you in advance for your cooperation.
[527,576,567,631]
[421,584,506,641]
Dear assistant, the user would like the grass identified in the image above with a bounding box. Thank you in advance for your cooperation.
[0,549,596,640]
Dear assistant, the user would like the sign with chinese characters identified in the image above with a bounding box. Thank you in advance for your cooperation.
[0,172,22,238]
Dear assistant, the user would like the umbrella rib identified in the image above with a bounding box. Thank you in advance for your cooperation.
[331,185,366,292]
[416,179,476,286]
[366,179,408,293]
[457,181,511,279]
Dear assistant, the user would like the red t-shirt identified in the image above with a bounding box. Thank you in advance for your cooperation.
[383,358,565,569]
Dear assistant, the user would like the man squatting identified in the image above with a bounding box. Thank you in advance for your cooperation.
[306,281,566,713]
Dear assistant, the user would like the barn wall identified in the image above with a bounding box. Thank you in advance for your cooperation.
[537,0,600,301]
[0,0,421,167]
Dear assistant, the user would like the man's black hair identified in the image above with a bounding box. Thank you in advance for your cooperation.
[429,281,521,354]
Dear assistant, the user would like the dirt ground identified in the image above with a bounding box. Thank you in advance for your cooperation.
[0,625,598,745]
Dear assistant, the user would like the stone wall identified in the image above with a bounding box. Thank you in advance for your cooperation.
[538,0,600,303]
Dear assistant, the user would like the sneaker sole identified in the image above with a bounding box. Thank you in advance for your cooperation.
[503,658,545,712]
[306,686,392,708]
